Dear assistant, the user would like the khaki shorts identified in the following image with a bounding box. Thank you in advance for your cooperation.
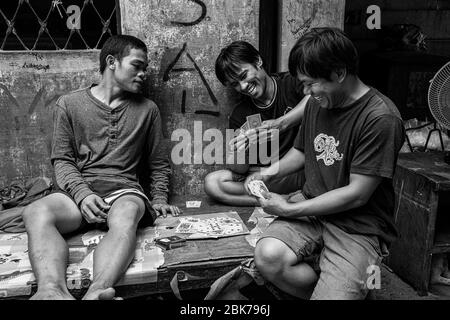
[259,216,387,300]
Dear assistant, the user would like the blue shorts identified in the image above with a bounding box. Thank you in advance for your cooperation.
[258,216,388,300]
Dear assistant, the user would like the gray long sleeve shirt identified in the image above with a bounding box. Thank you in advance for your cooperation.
[51,86,171,206]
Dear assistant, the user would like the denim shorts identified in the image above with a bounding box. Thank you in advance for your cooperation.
[258,216,387,300]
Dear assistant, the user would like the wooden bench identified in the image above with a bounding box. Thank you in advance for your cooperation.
[0,196,257,299]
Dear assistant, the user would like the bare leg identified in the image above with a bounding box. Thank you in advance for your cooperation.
[22,193,83,300]
[82,195,144,300]
[204,170,259,206]
[255,238,318,299]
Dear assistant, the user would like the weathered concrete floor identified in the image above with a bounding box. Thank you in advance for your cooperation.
[374,265,449,300]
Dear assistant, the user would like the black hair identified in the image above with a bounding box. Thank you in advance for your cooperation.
[288,27,359,81]
[215,41,262,85]
[99,35,147,74]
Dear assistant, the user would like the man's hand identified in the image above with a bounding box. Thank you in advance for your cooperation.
[243,170,268,196]
[152,203,182,218]
[80,194,110,224]
[260,119,282,132]
[257,191,293,217]
[228,132,249,152]
[229,122,280,152]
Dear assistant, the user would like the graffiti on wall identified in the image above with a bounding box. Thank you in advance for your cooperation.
[170,0,207,26]
[163,42,219,116]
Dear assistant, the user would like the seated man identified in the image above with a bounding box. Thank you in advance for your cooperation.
[22,35,180,300]
[204,41,309,206]
[246,28,405,300]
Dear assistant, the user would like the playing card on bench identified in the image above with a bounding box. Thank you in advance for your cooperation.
[246,113,262,129]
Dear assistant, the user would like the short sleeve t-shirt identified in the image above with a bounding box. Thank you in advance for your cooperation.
[229,72,304,165]
[294,88,405,245]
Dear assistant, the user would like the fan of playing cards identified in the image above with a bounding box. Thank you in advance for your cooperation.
[248,180,270,199]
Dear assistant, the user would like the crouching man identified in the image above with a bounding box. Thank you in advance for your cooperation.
[23,35,180,300]
[246,28,405,299]
[204,41,309,206]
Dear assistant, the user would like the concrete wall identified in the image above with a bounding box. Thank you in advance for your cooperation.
[0,51,100,188]
[278,0,345,72]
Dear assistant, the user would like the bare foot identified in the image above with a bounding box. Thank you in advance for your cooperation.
[30,288,75,300]
[82,287,117,300]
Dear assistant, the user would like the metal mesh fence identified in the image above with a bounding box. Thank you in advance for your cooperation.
[0,0,119,50]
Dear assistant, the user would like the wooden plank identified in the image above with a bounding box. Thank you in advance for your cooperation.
[278,0,345,71]
[259,0,279,73]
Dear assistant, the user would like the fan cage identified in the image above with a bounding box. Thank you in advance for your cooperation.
[428,61,450,130]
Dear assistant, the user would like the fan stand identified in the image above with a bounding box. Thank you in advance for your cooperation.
[405,122,445,152]
[424,122,445,152]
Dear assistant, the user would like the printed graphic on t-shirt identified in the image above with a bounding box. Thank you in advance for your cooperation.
[314,133,343,166]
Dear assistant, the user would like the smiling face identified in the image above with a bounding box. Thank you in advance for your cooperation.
[298,71,348,110]
[112,48,148,94]
[224,63,267,100]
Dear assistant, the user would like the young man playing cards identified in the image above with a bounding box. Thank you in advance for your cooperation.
[22,35,180,300]
[246,28,405,300]
[204,41,309,206]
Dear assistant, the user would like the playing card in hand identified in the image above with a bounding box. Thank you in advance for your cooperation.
[246,113,262,129]
[240,121,250,134]
[248,180,269,199]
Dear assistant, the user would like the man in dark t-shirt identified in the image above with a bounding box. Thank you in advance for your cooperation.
[245,28,405,299]
[204,41,308,206]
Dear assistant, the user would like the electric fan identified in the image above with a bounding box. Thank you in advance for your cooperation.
[425,61,450,152]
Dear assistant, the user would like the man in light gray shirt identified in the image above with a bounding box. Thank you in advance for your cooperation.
[22,35,180,300]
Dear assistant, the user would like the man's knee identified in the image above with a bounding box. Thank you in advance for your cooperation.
[255,238,295,280]
[204,170,230,198]
[22,199,55,227]
[108,200,143,230]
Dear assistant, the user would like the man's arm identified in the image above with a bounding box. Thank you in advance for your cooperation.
[262,94,310,132]
[146,109,171,205]
[51,103,94,206]
[260,146,305,180]
[231,95,310,152]
[243,147,305,194]
[259,173,382,218]
[52,102,108,223]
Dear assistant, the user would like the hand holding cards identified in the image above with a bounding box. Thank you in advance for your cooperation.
[230,113,263,152]
[246,113,262,129]
[248,179,270,199]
